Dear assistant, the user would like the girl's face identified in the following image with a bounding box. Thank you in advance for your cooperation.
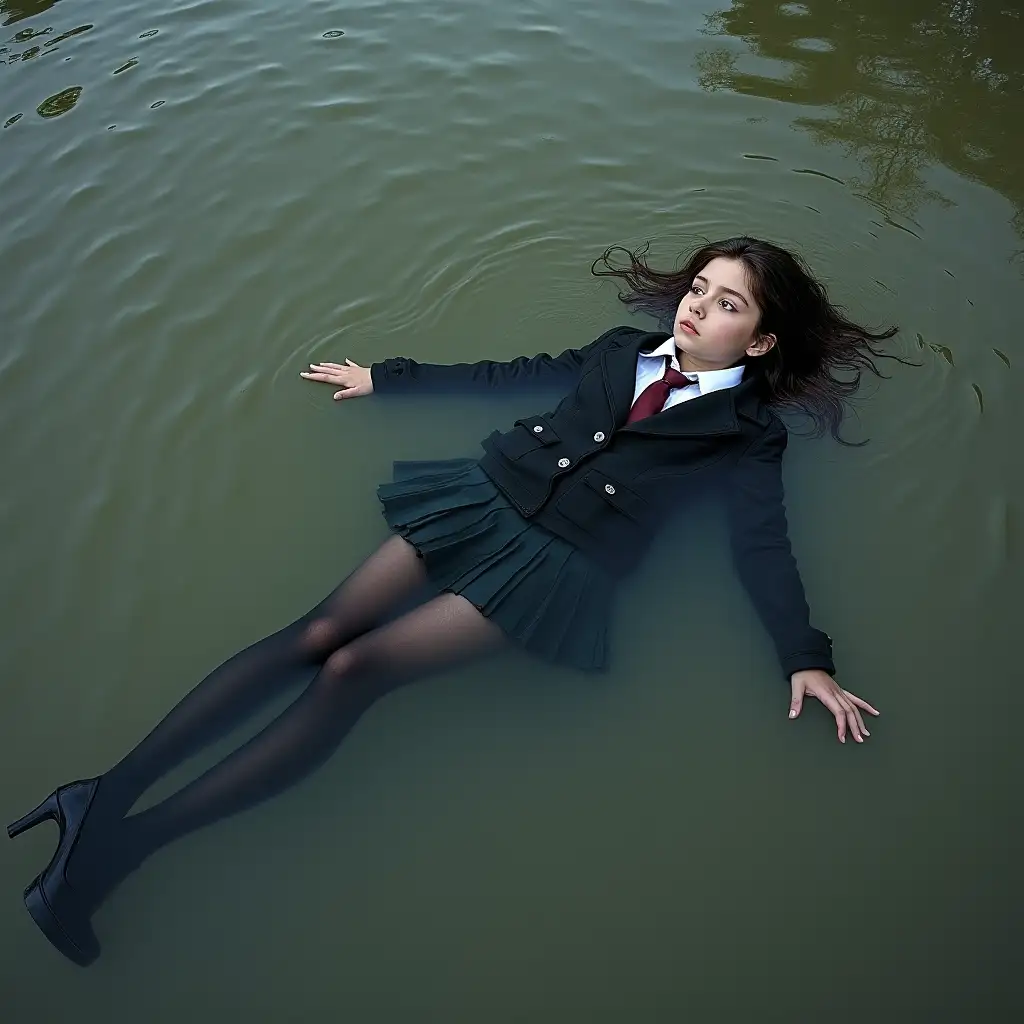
[671,257,776,372]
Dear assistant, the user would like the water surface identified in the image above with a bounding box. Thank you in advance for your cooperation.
[1,0,1021,1019]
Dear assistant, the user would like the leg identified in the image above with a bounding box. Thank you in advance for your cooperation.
[98,535,429,819]
[116,594,505,868]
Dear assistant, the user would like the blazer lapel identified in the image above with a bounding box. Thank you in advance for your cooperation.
[600,331,664,427]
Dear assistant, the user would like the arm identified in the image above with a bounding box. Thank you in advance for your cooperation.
[727,423,880,744]
[726,421,835,681]
[369,326,630,395]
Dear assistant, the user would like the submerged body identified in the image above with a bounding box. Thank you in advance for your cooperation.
[8,239,888,966]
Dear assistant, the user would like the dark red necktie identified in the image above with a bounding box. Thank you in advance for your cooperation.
[625,359,698,424]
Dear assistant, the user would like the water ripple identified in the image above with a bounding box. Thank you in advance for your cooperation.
[0,0,1020,1005]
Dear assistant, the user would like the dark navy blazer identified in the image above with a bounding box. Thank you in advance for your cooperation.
[371,325,834,679]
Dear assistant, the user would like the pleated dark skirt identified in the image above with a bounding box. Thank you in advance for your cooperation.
[376,458,614,671]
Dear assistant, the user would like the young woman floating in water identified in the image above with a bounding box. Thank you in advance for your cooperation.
[8,236,897,965]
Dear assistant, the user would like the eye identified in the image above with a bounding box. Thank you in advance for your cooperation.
[719,299,736,312]
[690,284,704,295]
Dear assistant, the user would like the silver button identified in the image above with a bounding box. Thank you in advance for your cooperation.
[533,424,544,433]
[604,483,616,495]
[557,458,570,468]
[593,431,606,443]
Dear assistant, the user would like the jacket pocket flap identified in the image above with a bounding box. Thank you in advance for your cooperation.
[582,470,646,520]
[491,416,560,461]
[511,416,560,445]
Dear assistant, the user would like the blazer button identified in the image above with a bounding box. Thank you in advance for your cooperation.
[593,431,606,443]
[557,458,571,468]
[604,483,616,495]
[533,425,544,433]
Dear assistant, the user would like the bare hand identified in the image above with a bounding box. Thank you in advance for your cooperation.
[789,669,879,744]
[300,359,373,400]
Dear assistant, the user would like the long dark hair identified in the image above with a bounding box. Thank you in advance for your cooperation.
[592,236,904,442]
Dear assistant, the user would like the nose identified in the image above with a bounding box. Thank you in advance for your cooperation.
[688,296,705,319]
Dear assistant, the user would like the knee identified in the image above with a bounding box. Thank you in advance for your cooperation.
[300,617,344,658]
[317,645,367,692]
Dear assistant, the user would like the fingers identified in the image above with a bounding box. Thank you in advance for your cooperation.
[307,360,366,371]
[301,364,354,386]
[851,705,869,738]
[788,676,804,719]
[333,386,367,401]
[300,371,343,382]
[830,690,863,743]
[815,690,852,744]
[844,703,864,744]
[843,690,881,717]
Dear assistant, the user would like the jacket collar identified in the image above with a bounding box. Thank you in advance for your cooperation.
[637,336,746,398]
[600,330,770,438]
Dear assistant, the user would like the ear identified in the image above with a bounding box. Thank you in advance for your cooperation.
[746,333,776,359]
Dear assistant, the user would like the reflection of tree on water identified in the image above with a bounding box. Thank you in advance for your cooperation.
[695,0,1024,238]
[1,0,61,28]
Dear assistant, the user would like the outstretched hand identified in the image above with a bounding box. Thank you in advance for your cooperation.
[300,359,374,400]
[789,669,879,744]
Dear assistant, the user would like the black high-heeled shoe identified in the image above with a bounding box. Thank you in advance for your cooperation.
[7,778,103,967]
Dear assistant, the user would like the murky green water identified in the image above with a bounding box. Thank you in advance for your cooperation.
[1,0,1021,1019]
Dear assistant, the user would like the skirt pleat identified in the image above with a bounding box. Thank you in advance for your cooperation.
[376,458,613,671]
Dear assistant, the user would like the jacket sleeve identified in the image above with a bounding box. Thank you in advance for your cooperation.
[726,421,835,680]
[369,327,630,395]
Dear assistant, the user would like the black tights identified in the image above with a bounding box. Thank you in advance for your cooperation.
[69,536,505,898]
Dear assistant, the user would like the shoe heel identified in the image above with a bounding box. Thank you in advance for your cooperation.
[7,792,60,840]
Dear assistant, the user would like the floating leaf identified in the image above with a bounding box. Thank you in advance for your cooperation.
[971,384,984,413]
[929,343,954,366]
[992,347,1011,368]
[37,86,83,119]
[3,113,23,128]
[792,167,846,186]
[113,58,139,75]
[45,25,93,47]
[14,27,49,42]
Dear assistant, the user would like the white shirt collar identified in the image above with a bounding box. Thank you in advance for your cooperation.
[639,335,745,395]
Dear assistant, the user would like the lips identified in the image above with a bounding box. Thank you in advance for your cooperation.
[680,319,699,336]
